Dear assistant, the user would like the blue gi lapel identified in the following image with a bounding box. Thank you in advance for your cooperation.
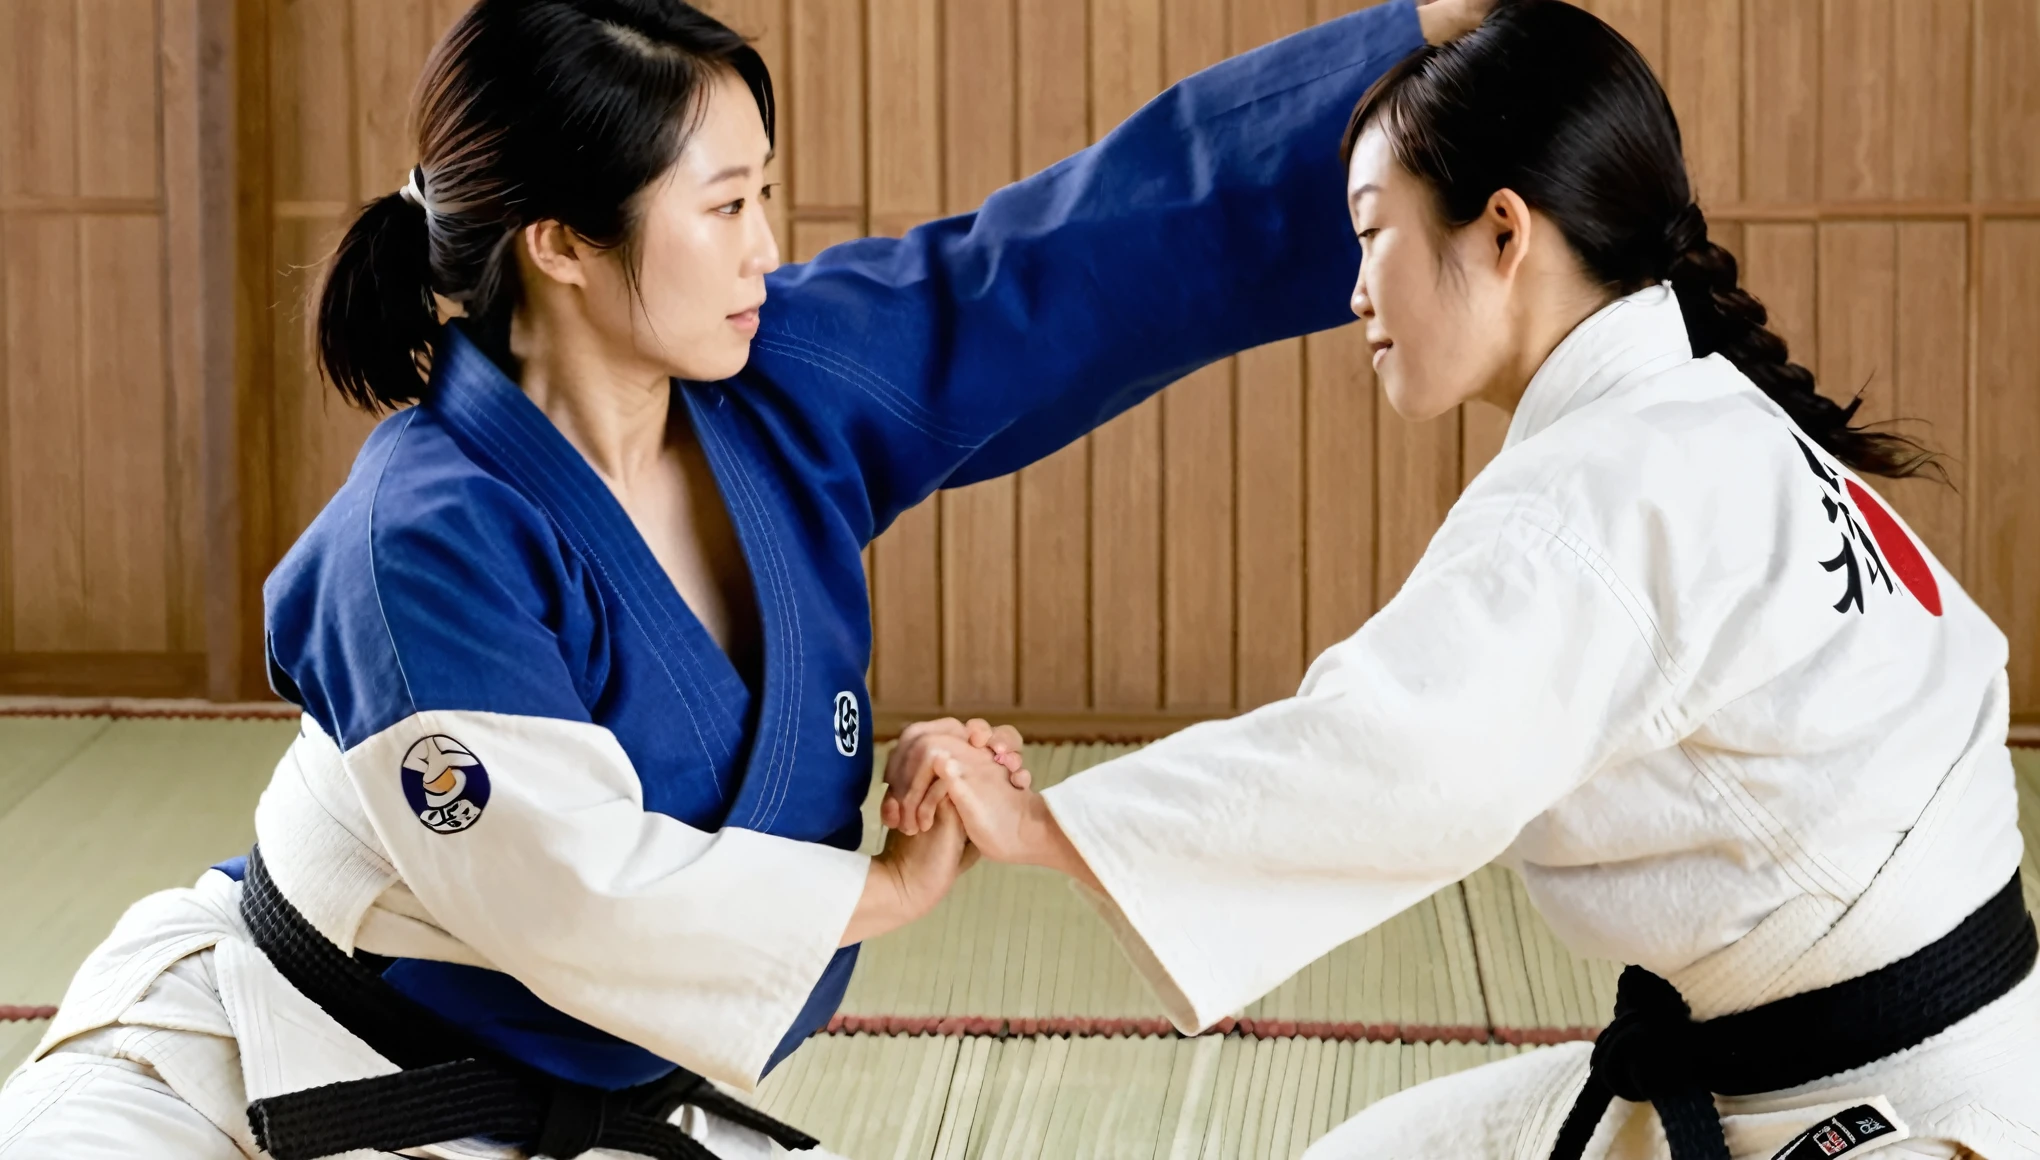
[426,327,756,811]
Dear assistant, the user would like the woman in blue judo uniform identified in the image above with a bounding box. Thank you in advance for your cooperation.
[0,1,1487,1157]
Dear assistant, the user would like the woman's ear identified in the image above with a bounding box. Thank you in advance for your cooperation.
[523,220,589,288]
[1482,188,1535,282]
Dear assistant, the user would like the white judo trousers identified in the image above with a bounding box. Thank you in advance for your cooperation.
[0,869,830,1160]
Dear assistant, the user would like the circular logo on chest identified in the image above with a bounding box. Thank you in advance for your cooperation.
[399,735,491,834]
[832,691,860,757]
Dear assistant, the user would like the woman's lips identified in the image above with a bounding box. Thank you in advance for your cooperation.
[1370,339,1392,369]
[728,307,761,334]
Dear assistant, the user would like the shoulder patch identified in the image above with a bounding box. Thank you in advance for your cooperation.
[400,734,491,833]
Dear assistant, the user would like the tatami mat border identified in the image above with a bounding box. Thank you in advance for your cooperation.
[820,1015,1595,1046]
[0,1006,55,1022]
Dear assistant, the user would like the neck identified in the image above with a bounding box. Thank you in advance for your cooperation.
[510,305,674,487]
[1479,269,1614,415]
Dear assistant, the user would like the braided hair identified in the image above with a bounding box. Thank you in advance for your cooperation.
[1340,0,1936,479]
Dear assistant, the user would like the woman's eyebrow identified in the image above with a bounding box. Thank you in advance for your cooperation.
[1348,183,1381,209]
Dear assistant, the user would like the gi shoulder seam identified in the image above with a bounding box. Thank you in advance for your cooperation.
[364,408,425,726]
[1532,518,1689,687]
[751,334,983,448]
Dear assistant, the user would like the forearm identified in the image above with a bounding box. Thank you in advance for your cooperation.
[840,857,912,946]
[1014,794,1106,895]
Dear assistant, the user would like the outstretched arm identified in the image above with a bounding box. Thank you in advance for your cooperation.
[750,1,1487,539]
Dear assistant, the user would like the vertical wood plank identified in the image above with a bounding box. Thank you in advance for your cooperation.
[939,0,1018,707]
[270,0,354,203]
[1974,221,2040,715]
[1014,0,1090,709]
[76,0,161,199]
[1304,324,1375,659]
[1237,340,1307,708]
[351,0,435,201]
[1976,0,2040,200]
[1890,0,1968,201]
[1162,362,1234,710]
[790,0,864,215]
[1815,222,1896,422]
[1741,0,1820,204]
[866,0,940,236]
[1739,223,1819,379]
[1664,0,1740,207]
[1085,0,1163,710]
[1581,0,1665,76]
[1889,221,1967,574]
[1818,0,1890,201]
[0,215,9,650]
[79,215,170,650]
[230,0,275,697]
[160,0,219,659]
[4,216,87,649]
[0,0,79,198]
[1374,408,1458,610]
[1159,0,1232,710]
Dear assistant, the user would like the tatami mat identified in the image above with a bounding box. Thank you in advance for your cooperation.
[1,719,2034,1157]
[751,1030,1527,1160]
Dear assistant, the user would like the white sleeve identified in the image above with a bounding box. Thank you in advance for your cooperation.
[1041,505,1680,1033]
[341,709,869,1089]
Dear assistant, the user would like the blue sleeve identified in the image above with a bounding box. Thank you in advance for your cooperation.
[750,0,1423,537]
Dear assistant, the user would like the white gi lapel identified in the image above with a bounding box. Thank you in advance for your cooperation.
[1504,284,1694,452]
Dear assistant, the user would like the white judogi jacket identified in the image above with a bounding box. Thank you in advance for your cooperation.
[1045,286,2038,1156]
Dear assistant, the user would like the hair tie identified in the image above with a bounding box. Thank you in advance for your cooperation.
[399,165,432,215]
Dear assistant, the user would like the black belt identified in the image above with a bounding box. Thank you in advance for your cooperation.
[1551,870,2036,1160]
[237,846,821,1160]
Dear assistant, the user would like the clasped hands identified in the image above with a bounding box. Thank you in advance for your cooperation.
[845,716,1095,945]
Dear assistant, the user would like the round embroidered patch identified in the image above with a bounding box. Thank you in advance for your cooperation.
[833,691,860,757]
[399,735,491,833]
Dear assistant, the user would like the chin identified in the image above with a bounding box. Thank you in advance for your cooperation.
[1380,372,1465,424]
[673,339,753,384]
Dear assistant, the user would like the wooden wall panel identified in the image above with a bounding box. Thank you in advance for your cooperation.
[1976,222,2040,713]
[1741,0,1819,205]
[4,0,2037,729]
[1664,0,1740,207]
[1889,222,1967,572]
[0,0,214,694]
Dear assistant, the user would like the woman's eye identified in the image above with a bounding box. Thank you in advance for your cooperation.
[761,183,779,202]
[718,198,746,216]
[1357,227,1380,242]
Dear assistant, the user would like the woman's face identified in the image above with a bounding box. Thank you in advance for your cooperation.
[1345,126,1513,421]
[575,70,782,383]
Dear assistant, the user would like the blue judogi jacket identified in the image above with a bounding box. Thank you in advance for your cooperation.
[256,2,1423,1092]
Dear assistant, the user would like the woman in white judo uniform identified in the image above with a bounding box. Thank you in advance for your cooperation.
[916,2,2040,1157]
[0,0,1494,1157]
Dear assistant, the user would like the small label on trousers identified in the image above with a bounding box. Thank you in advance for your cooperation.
[1770,1105,1899,1159]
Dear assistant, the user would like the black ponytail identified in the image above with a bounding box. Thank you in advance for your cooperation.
[1664,207,1937,478]
[1343,0,1938,481]
[314,0,776,412]
[318,191,439,411]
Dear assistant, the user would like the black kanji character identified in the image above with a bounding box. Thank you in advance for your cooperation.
[1822,536,1864,614]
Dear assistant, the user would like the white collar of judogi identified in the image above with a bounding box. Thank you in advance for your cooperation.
[1504,282,1694,451]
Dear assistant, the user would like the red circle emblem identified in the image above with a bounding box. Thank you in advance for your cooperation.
[1844,480,1942,617]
